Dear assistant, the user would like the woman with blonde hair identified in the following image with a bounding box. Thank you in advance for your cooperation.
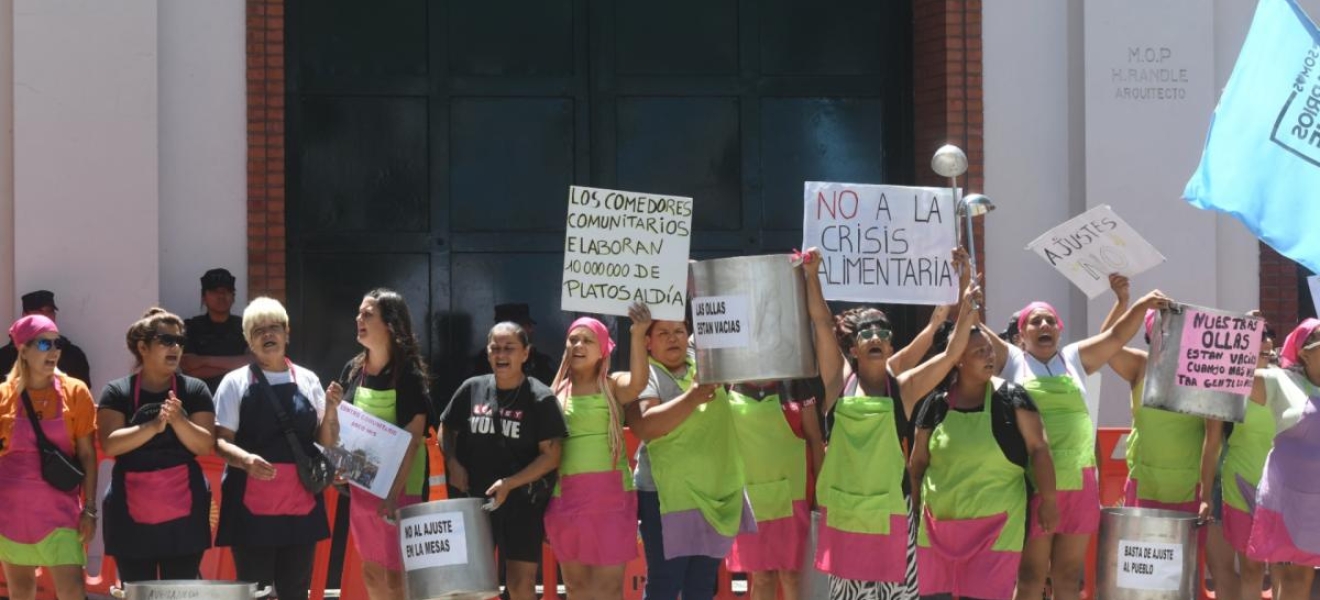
[213,297,339,600]
[543,302,652,599]
[0,315,98,600]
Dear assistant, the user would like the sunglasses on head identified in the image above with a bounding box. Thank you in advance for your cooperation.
[856,328,893,343]
[153,333,187,348]
[31,338,69,352]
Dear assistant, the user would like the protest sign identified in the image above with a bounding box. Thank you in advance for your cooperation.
[692,295,751,349]
[400,510,469,570]
[1175,307,1262,396]
[801,182,958,304]
[1116,540,1183,591]
[323,402,412,499]
[1026,206,1166,299]
[562,186,692,321]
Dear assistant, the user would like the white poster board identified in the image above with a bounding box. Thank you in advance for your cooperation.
[399,510,469,570]
[323,402,412,499]
[801,182,958,304]
[692,295,751,349]
[1026,206,1166,299]
[561,186,693,321]
[1116,539,1183,591]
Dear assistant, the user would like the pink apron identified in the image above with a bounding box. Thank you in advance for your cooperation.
[0,400,83,562]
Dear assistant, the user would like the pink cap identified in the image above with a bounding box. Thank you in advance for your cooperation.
[1018,301,1064,334]
[1280,318,1320,368]
[7,315,58,347]
[568,317,615,361]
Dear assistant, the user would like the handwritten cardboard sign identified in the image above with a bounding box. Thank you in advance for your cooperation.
[399,510,469,570]
[1026,206,1166,299]
[1116,540,1183,591]
[1175,308,1262,396]
[692,295,750,349]
[801,182,958,304]
[561,186,692,321]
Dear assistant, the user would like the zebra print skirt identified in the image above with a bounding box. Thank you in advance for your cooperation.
[827,495,919,600]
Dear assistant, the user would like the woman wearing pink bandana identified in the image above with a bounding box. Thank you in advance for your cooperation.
[984,287,1169,600]
[544,303,652,600]
[0,315,98,600]
[1244,318,1320,600]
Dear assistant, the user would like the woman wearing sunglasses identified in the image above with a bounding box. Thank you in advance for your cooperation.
[980,287,1168,600]
[816,249,975,600]
[0,315,98,600]
[1244,318,1320,600]
[214,298,338,600]
[97,308,215,581]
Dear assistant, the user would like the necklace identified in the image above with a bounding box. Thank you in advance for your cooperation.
[495,382,524,409]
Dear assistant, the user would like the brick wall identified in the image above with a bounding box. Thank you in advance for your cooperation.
[1259,243,1302,331]
[912,0,985,277]
[247,0,286,302]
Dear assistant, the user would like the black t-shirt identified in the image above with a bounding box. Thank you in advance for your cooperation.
[916,380,1039,469]
[97,374,215,468]
[338,359,434,429]
[184,314,247,357]
[439,374,567,493]
[0,337,92,388]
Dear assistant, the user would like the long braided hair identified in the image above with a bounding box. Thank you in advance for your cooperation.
[550,319,626,466]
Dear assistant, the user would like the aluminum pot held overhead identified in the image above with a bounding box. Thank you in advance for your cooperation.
[1142,303,1255,423]
[689,254,818,384]
[112,581,269,600]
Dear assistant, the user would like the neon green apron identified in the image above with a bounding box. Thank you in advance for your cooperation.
[647,358,747,536]
[729,387,806,522]
[918,382,1027,553]
[1222,398,1276,512]
[354,386,426,496]
[1022,371,1094,491]
[1126,382,1204,503]
[816,394,907,534]
[557,392,633,495]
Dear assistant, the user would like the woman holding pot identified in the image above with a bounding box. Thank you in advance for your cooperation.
[722,251,835,600]
[1244,318,1320,600]
[910,323,1058,600]
[214,297,338,600]
[625,313,751,600]
[984,287,1170,600]
[543,303,651,600]
[441,321,567,600]
[99,308,215,581]
[816,249,975,600]
[328,289,433,600]
[0,315,97,600]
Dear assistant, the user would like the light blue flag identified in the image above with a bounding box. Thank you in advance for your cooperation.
[1184,0,1320,273]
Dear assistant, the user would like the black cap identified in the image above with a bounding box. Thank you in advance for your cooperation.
[201,268,237,292]
[21,290,57,313]
[493,303,536,326]
[1000,311,1021,342]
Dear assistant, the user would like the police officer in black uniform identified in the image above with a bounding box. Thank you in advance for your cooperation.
[181,269,250,392]
[0,290,91,386]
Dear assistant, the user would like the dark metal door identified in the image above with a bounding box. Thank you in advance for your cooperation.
[286,0,914,397]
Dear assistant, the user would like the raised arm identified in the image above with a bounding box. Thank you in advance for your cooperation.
[611,303,655,404]
[897,281,980,414]
[1077,289,1170,375]
[801,249,845,406]
[890,249,966,376]
[1099,274,1131,333]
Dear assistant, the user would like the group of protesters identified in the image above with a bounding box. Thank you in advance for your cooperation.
[2,248,1320,600]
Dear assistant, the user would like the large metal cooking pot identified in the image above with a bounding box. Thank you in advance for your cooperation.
[1096,507,1200,600]
[398,497,499,600]
[1142,303,1257,423]
[689,254,818,384]
[111,581,269,600]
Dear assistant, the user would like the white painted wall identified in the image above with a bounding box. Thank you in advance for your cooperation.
[984,0,1320,426]
[0,0,13,323]
[13,0,160,389]
[159,0,248,319]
